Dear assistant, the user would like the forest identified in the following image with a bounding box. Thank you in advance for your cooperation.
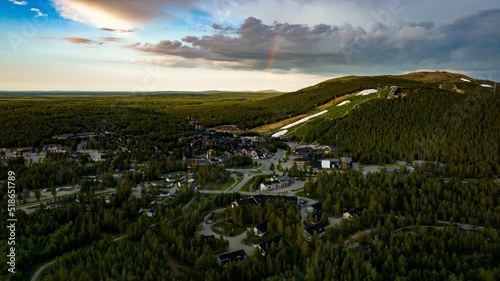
[1,170,498,280]
[0,74,443,148]
[303,87,500,178]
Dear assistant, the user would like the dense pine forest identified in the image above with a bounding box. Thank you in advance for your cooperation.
[312,86,500,178]
[2,172,498,280]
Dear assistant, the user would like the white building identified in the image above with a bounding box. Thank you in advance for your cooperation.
[260,176,294,191]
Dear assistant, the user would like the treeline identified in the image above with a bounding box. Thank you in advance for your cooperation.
[0,182,136,281]
[39,237,176,281]
[216,200,302,235]
[295,226,500,281]
[224,155,253,168]
[0,143,188,196]
[0,183,202,281]
[7,184,499,281]
[313,88,500,178]
[305,170,500,228]
[0,75,431,148]
[194,165,230,186]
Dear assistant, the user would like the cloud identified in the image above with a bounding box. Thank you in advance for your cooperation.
[52,0,198,29]
[30,8,47,17]
[211,23,235,32]
[100,37,122,42]
[8,0,27,5]
[129,16,385,71]
[100,28,136,33]
[128,8,500,76]
[63,37,102,45]
[395,26,428,48]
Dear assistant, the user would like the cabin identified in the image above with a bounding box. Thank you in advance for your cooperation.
[306,202,323,214]
[255,236,282,256]
[303,223,326,241]
[343,208,362,219]
[216,249,247,266]
[254,221,269,237]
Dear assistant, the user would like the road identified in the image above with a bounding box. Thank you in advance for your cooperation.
[18,187,114,214]
[76,141,86,152]
[29,147,311,279]
[226,170,251,192]
[196,209,257,256]
[224,148,288,193]
[30,261,54,281]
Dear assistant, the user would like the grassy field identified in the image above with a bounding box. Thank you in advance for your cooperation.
[206,177,236,191]
[277,164,286,173]
[239,176,257,192]
[267,88,392,140]
[212,222,248,237]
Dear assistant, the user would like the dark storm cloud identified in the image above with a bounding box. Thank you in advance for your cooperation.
[129,9,500,74]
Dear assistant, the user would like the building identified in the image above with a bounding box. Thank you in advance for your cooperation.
[255,236,282,256]
[260,176,294,191]
[12,147,34,154]
[151,181,172,188]
[321,158,341,170]
[231,197,259,208]
[340,157,353,170]
[254,221,269,237]
[216,249,247,266]
[303,223,326,241]
[44,201,64,210]
[253,194,298,206]
[306,202,323,214]
[146,209,157,217]
[293,158,313,168]
[139,201,158,215]
[343,208,362,219]
[43,144,70,153]
[156,190,171,198]
[291,147,314,158]
[231,194,298,208]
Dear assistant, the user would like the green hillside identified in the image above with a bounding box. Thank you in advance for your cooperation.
[265,71,498,178]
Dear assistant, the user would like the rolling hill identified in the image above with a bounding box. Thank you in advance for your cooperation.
[251,71,499,178]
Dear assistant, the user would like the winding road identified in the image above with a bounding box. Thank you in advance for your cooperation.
[29,148,300,280]
[30,261,54,281]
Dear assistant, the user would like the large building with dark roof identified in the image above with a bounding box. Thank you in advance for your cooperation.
[216,249,247,266]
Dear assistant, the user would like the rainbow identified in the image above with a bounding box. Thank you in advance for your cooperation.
[265,26,283,70]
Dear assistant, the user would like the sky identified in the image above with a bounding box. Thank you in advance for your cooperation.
[0,0,499,92]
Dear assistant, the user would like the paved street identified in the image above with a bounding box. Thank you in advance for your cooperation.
[196,209,256,256]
